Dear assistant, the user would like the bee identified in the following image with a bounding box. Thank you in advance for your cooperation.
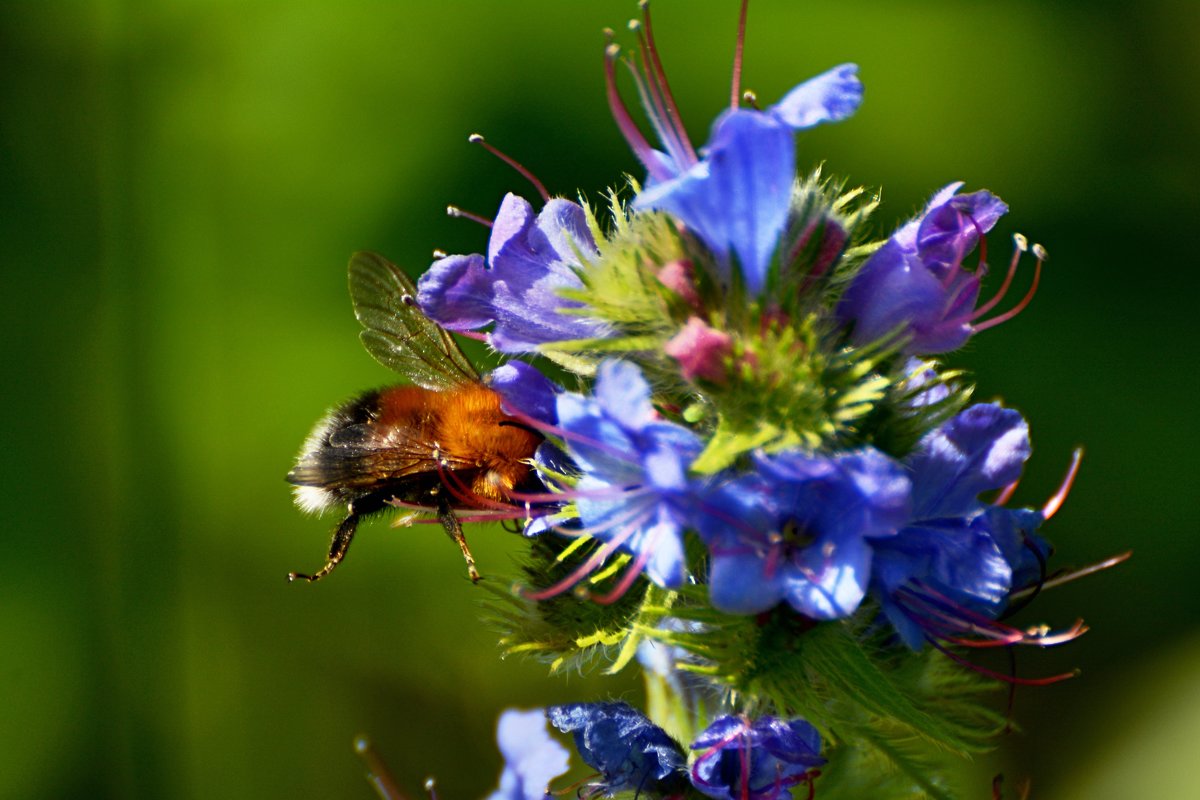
[286,252,543,584]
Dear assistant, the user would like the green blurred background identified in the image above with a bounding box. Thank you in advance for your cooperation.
[2,1,1197,798]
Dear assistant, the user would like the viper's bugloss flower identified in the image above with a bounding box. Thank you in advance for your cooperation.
[837,183,1008,353]
[697,448,910,619]
[417,193,610,352]
[630,66,862,296]
[488,709,571,800]
[528,360,703,595]
[870,403,1051,649]
[546,702,687,797]
[690,715,825,800]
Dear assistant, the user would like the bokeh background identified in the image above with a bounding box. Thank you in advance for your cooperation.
[2,1,1197,798]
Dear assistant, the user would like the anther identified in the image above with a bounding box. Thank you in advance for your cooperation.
[432,249,447,260]
[742,89,760,110]
[446,204,493,228]
[468,133,550,203]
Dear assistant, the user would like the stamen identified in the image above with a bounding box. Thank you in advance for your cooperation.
[522,514,649,601]
[1012,550,1132,598]
[626,22,691,169]
[1042,447,1082,520]
[972,242,1045,332]
[741,89,760,110]
[354,735,408,800]
[637,2,698,166]
[446,204,493,228]
[503,407,642,465]
[589,534,658,604]
[604,40,673,182]
[973,234,1028,319]
[432,249,447,259]
[926,637,1081,686]
[993,477,1020,506]
[730,0,751,109]
[468,133,550,203]
[424,778,438,800]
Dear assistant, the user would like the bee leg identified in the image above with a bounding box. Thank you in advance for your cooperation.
[288,512,359,583]
[435,495,481,583]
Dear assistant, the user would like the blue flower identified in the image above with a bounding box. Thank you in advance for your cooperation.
[837,183,1008,353]
[533,360,704,594]
[690,715,825,800]
[487,709,571,800]
[696,448,910,619]
[630,65,863,296]
[869,403,1048,648]
[546,702,687,796]
[417,193,610,353]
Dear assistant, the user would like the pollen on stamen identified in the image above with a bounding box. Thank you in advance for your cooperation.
[432,248,448,260]
[741,89,760,110]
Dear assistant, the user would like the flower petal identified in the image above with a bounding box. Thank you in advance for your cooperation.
[786,532,871,619]
[908,403,1031,517]
[634,110,794,295]
[416,253,494,331]
[770,63,863,129]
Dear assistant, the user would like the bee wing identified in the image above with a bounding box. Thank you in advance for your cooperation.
[348,251,481,389]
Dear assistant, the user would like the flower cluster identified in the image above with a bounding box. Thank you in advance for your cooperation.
[324,3,1118,798]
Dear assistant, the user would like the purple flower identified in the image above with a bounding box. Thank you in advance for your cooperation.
[630,66,863,296]
[690,715,825,800]
[837,183,1008,353]
[546,702,687,796]
[488,709,570,800]
[417,193,610,353]
[532,360,703,595]
[696,448,910,619]
[487,360,561,426]
[870,403,1048,648]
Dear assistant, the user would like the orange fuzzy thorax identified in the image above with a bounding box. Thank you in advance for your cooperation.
[375,384,541,504]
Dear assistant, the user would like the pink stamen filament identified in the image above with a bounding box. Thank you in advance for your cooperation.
[971,243,1045,332]
[898,583,1088,648]
[1032,550,1132,594]
[502,408,643,465]
[973,234,1027,319]
[1042,447,1083,520]
[446,205,493,228]
[605,41,674,182]
[730,0,750,110]
[468,133,550,203]
[993,478,1020,506]
[456,330,488,342]
[506,484,640,504]
[588,530,660,604]
[522,510,651,601]
[925,636,1080,686]
[624,32,690,170]
[638,2,698,165]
